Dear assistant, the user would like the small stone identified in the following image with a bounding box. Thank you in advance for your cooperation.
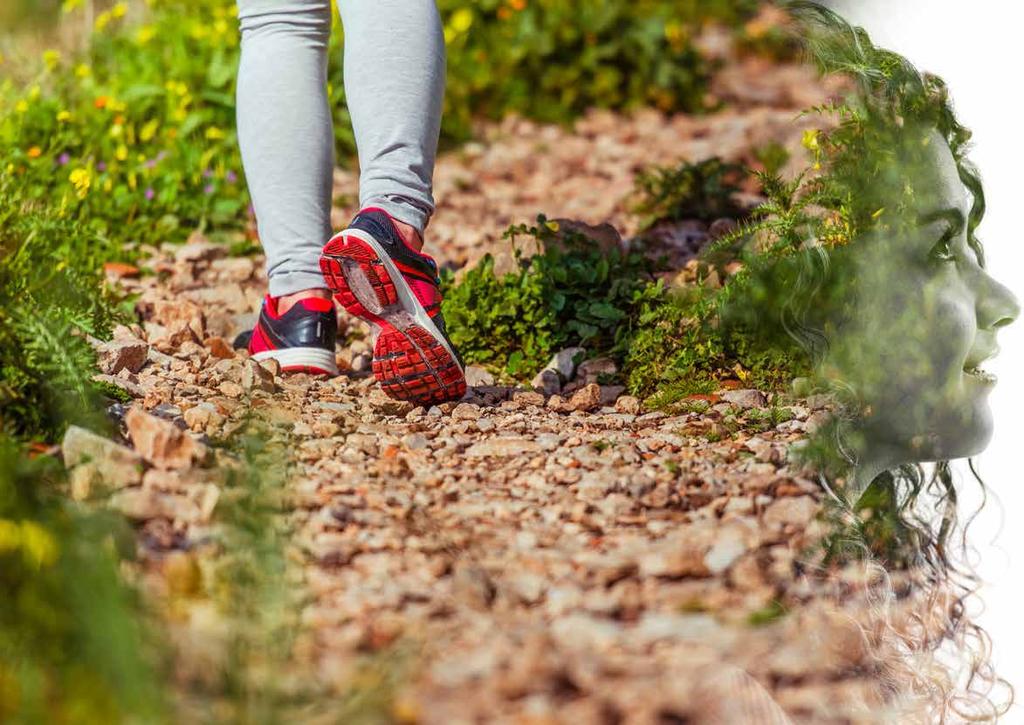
[548,346,585,380]
[204,336,235,360]
[576,357,618,384]
[183,403,224,433]
[175,232,225,264]
[464,365,495,387]
[125,406,206,470]
[368,388,415,417]
[567,383,602,412]
[351,352,372,372]
[512,390,546,407]
[452,561,495,610]
[763,496,819,529]
[401,433,430,451]
[614,395,641,415]
[531,368,561,395]
[218,381,244,398]
[62,426,144,499]
[465,438,542,458]
[95,339,149,375]
[721,389,767,409]
[599,385,626,406]
[450,402,481,421]
[703,531,749,574]
[241,359,277,393]
[546,394,567,412]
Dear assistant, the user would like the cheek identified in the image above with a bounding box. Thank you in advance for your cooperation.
[920,275,976,374]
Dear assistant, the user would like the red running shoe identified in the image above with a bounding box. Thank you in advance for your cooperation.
[234,295,339,376]
[319,208,466,406]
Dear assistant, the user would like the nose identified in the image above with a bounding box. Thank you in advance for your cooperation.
[976,270,1020,331]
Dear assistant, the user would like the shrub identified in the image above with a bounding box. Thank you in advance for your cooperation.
[441,215,662,378]
[0,178,124,440]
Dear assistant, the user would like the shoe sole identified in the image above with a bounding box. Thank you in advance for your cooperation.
[319,229,466,406]
[252,347,338,376]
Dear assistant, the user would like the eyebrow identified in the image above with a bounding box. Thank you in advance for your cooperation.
[918,208,967,236]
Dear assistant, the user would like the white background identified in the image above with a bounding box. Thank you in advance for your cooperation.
[829,1,1024,717]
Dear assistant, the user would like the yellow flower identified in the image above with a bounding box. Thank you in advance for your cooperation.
[27,147,42,159]
[801,129,820,152]
[69,168,92,199]
[205,126,225,140]
[136,25,156,44]
[57,110,71,122]
[62,0,83,13]
[110,123,123,138]
[140,119,159,142]
[43,49,61,71]
[75,63,91,78]
[94,10,111,31]
[111,2,128,19]
[450,8,474,33]
[15,100,28,114]
[19,522,59,568]
[116,145,129,161]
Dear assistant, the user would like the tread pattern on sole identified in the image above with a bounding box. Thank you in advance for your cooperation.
[321,234,466,407]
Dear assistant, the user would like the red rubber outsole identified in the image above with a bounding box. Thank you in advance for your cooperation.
[320,234,466,407]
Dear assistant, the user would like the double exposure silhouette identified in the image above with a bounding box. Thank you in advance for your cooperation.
[706,2,1021,719]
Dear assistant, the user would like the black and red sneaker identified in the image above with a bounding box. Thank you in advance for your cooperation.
[319,208,466,406]
[233,295,339,376]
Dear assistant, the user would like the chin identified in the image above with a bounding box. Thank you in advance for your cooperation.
[930,399,995,461]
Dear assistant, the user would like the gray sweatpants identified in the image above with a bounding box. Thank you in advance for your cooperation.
[236,0,446,297]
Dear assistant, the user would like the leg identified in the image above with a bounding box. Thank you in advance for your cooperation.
[236,0,334,301]
[337,0,446,244]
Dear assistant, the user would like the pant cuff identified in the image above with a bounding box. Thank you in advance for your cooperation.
[361,194,431,236]
[268,267,329,298]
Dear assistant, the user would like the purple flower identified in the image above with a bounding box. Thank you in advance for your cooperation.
[156,151,168,161]
[204,184,215,195]
[57,152,71,166]
[226,170,237,184]
[202,168,214,179]
[143,158,157,169]
[97,161,107,172]
[145,187,155,201]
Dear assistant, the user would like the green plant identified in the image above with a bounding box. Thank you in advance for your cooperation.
[0,178,125,440]
[441,215,662,378]
[631,157,748,230]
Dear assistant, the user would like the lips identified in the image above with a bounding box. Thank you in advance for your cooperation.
[963,341,1000,384]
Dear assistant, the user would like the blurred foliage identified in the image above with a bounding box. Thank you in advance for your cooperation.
[0,438,167,723]
[437,0,761,140]
[1,0,765,252]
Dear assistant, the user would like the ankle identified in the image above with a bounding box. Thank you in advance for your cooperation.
[390,217,424,252]
[277,288,333,316]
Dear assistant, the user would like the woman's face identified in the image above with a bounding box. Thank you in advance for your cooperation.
[822,131,1019,468]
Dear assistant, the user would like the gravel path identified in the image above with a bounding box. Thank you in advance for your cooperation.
[68,61,928,724]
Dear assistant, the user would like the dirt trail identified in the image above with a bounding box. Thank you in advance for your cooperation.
[75,64,922,724]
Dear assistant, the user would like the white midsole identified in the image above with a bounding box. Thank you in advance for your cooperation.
[252,347,338,375]
[341,228,463,371]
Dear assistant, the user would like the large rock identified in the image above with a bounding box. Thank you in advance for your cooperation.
[62,425,144,499]
[125,406,206,470]
[721,388,767,409]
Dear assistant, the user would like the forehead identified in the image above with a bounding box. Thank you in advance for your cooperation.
[910,130,969,213]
